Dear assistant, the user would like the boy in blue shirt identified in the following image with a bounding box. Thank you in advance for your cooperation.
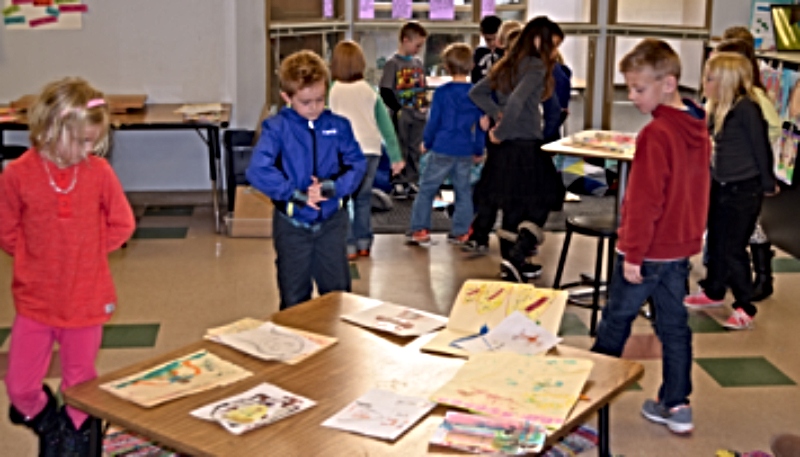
[407,43,486,246]
[246,50,366,310]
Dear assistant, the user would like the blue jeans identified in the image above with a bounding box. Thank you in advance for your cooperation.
[347,155,381,251]
[409,151,473,236]
[592,254,692,408]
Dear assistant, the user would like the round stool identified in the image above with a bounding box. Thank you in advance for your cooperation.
[552,214,618,336]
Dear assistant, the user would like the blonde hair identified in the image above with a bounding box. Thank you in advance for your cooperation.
[330,40,366,83]
[29,77,110,163]
[619,38,681,81]
[497,20,522,49]
[279,50,330,96]
[441,42,473,76]
[704,52,754,136]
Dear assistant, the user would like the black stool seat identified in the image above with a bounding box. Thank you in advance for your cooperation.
[553,213,618,336]
[566,214,617,237]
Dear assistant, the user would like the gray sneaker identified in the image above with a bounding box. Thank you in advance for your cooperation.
[640,399,693,434]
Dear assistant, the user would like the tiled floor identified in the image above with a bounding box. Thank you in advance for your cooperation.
[1,195,799,456]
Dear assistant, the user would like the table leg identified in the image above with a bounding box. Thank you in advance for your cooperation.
[207,126,222,234]
[598,404,611,457]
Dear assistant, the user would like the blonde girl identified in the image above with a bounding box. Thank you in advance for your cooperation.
[685,53,777,329]
[0,77,135,455]
[328,40,405,259]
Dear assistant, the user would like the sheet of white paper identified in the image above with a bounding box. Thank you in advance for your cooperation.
[191,383,315,435]
[322,389,436,441]
[455,311,561,355]
[215,322,320,362]
[341,302,447,337]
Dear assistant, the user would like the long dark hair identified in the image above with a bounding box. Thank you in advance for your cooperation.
[489,16,562,100]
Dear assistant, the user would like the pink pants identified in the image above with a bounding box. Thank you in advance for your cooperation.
[5,314,102,429]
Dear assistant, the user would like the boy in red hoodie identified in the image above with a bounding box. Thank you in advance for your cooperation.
[590,39,710,435]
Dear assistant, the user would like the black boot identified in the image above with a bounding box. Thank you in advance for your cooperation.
[8,385,62,457]
[751,242,774,302]
[59,409,103,457]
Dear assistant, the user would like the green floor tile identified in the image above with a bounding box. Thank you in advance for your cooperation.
[688,312,725,333]
[0,327,9,347]
[626,381,643,391]
[773,257,800,273]
[101,324,160,349]
[558,312,589,336]
[132,227,189,239]
[695,357,796,387]
[143,205,194,217]
[350,263,360,280]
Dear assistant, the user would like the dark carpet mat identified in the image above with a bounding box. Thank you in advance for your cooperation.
[371,195,617,234]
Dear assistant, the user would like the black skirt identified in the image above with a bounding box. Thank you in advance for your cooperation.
[474,139,566,217]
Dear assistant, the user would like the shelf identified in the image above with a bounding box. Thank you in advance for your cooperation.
[607,25,709,40]
[268,20,349,37]
[353,20,479,34]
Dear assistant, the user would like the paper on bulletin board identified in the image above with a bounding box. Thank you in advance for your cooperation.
[323,0,333,18]
[429,0,454,20]
[749,0,793,51]
[392,0,412,20]
[481,0,495,17]
[3,0,86,30]
[359,0,374,19]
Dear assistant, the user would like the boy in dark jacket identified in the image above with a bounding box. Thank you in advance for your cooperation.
[407,43,485,246]
[247,50,366,310]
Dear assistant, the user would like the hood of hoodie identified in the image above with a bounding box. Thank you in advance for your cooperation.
[651,99,708,149]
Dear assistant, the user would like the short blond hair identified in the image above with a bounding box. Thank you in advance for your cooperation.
[497,20,522,49]
[279,50,330,96]
[29,77,110,163]
[441,43,473,76]
[619,38,682,81]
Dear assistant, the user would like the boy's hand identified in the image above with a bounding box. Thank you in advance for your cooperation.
[488,127,501,144]
[623,261,643,284]
[420,143,427,153]
[479,115,491,131]
[473,154,484,164]
[391,160,406,176]
[306,176,328,210]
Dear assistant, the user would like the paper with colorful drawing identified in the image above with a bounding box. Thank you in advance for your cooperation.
[190,383,315,435]
[420,280,567,357]
[453,311,562,355]
[206,319,337,365]
[100,350,252,408]
[322,389,436,441]
[430,354,593,432]
[341,301,447,337]
[429,411,547,455]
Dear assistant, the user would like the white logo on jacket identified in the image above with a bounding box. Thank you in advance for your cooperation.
[321,129,338,136]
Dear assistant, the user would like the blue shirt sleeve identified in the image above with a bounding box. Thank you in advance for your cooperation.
[423,87,443,150]
[246,118,297,202]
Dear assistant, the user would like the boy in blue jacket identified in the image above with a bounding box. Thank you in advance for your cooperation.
[246,50,366,310]
[407,43,485,246]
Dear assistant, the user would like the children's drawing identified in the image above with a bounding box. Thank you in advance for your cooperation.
[191,383,316,435]
[421,280,567,357]
[3,0,85,30]
[430,411,547,455]
[454,311,562,356]
[207,320,337,365]
[101,350,252,408]
[322,389,436,441]
[776,121,798,184]
[430,354,593,432]
[341,302,447,337]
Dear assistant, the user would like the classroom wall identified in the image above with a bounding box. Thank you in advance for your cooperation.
[0,0,266,191]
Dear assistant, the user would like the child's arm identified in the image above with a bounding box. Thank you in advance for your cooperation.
[472,114,487,157]
[469,76,501,122]
[379,60,402,114]
[100,160,136,252]
[374,96,405,174]
[742,100,777,193]
[422,88,442,152]
[246,119,308,205]
[542,95,563,143]
[0,171,21,255]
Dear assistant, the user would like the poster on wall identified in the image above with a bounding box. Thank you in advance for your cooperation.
[749,0,794,51]
[3,0,86,30]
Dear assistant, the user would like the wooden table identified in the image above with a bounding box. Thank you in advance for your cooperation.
[0,103,231,233]
[63,292,643,456]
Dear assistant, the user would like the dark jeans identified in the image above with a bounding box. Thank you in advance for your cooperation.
[700,178,763,316]
[273,207,351,310]
[395,109,426,185]
[592,255,692,408]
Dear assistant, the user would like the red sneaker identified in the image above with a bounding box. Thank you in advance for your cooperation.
[357,249,370,257]
[407,229,431,246]
[723,308,754,330]
[683,290,724,309]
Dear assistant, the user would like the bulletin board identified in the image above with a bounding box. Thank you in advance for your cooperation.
[3,0,86,30]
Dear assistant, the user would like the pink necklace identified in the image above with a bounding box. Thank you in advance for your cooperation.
[43,159,78,194]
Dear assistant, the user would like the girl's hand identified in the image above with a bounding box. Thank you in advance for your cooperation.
[623,261,643,284]
[479,115,491,131]
[306,176,327,210]
[488,128,501,144]
[473,155,484,164]
[391,160,406,176]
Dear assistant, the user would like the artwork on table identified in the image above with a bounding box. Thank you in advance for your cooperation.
[322,389,436,441]
[431,354,593,432]
[421,280,567,357]
[341,301,447,337]
[3,0,86,30]
[191,383,315,435]
[430,411,547,455]
[206,319,337,365]
[101,350,252,408]
[453,311,562,356]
